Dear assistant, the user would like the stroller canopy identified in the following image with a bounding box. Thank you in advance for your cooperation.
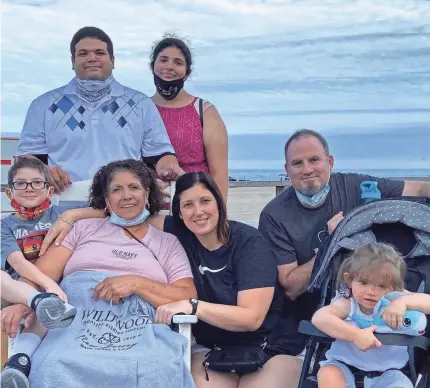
[309,199,430,292]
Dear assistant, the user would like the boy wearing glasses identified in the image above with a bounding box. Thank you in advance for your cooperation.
[1,157,96,388]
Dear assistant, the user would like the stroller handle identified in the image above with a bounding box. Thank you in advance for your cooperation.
[298,320,429,350]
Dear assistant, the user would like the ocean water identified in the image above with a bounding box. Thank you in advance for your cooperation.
[229,168,430,182]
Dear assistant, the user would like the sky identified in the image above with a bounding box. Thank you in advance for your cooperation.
[1,0,430,170]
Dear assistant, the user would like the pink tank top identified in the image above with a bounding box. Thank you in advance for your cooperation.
[156,97,209,173]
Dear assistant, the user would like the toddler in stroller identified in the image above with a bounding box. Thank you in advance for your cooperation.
[297,199,430,388]
[312,242,430,388]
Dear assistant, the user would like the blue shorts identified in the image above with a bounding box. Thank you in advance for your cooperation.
[320,360,413,388]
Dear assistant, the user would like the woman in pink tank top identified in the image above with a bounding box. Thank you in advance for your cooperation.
[150,34,228,200]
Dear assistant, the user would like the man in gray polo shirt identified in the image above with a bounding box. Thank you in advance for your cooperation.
[18,26,181,192]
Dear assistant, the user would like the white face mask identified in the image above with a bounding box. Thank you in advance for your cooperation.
[295,184,330,208]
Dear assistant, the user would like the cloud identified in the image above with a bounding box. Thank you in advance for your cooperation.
[2,0,429,145]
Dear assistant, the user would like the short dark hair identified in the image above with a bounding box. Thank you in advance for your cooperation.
[284,129,330,162]
[89,159,164,214]
[8,157,51,187]
[150,34,193,77]
[172,172,229,245]
[70,27,114,58]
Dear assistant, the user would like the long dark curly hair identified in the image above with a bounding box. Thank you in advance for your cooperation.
[89,159,164,215]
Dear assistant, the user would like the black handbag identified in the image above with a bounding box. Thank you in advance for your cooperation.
[202,344,267,380]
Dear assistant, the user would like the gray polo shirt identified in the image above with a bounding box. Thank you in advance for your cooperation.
[17,78,175,181]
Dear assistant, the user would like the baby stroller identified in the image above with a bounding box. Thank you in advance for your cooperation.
[298,199,430,388]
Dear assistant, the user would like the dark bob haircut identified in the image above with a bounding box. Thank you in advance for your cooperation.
[89,159,164,215]
[172,172,230,245]
[70,26,114,58]
[150,34,193,77]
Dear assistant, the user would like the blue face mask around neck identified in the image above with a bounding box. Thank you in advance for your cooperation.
[295,184,330,208]
[75,76,113,103]
[109,208,150,227]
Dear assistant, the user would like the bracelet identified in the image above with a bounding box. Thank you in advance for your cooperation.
[59,215,74,227]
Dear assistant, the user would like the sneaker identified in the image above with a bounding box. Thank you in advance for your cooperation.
[31,293,77,329]
[1,353,30,388]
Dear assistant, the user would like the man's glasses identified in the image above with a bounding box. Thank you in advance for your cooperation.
[11,181,47,190]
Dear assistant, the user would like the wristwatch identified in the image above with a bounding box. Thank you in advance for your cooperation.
[189,298,199,315]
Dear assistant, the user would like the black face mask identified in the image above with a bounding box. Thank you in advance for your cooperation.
[154,73,185,100]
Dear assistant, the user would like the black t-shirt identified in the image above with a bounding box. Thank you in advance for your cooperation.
[259,173,405,267]
[164,217,303,354]
[258,172,404,321]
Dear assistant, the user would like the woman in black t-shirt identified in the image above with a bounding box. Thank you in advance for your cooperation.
[151,172,303,388]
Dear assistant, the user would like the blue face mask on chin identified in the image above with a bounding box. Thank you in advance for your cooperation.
[109,208,151,227]
[295,184,330,208]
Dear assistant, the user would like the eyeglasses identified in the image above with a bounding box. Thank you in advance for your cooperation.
[11,181,47,190]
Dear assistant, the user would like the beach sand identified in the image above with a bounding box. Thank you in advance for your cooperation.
[227,186,277,226]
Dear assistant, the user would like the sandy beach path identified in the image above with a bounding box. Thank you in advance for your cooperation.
[227,186,276,226]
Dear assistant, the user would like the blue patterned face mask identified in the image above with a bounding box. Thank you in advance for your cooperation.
[75,76,113,103]
[295,184,330,208]
[109,208,150,227]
